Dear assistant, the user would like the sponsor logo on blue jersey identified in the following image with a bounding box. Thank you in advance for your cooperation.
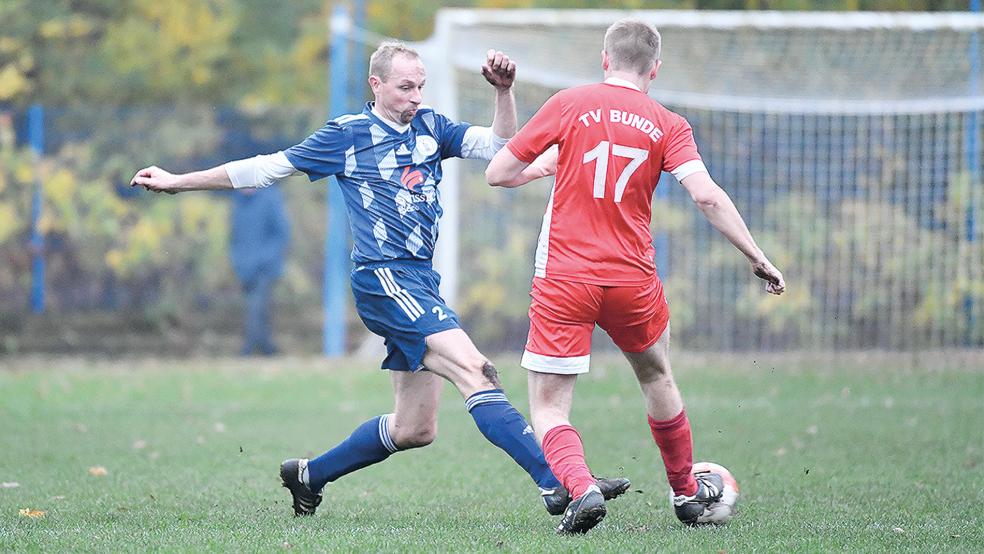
[284,103,470,264]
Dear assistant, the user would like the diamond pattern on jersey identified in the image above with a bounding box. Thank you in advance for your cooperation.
[406,224,424,255]
[373,219,387,250]
[345,145,357,177]
[359,181,374,209]
[422,112,436,132]
[379,148,397,182]
[369,123,388,145]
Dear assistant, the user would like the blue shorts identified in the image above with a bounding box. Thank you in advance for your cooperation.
[351,260,461,372]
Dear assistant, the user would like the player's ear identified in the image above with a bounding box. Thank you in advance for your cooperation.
[368,75,381,93]
[601,50,610,71]
[649,59,662,80]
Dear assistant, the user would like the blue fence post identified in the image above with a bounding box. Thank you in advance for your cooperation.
[323,5,352,356]
[28,104,45,314]
[967,0,981,343]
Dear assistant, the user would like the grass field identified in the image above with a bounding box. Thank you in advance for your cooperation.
[1,354,982,552]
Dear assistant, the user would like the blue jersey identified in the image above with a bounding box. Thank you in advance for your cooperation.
[284,103,471,264]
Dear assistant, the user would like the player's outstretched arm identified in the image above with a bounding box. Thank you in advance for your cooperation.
[131,152,299,193]
[680,171,785,295]
[481,50,517,140]
[486,144,557,188]
[130,165,233,194]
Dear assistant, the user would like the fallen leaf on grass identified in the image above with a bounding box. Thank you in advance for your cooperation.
[892,527,905,534]
[213,422,226,433]
[2,482,20,488]
[132,440,147,450]
[88,466,108,477]
[19,508,45,518]
[51,496,65,501]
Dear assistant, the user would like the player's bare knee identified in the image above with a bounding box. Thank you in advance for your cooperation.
[635,361,672,385]
[480,360,502,388]
[392,424,437,449]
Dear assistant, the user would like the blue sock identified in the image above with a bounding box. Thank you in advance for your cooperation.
[306,414,399,493]
[466,389,561,490]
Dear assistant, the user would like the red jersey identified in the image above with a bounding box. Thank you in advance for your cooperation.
[507,79,706,285]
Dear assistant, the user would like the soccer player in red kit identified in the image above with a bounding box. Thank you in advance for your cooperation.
[486,19,785,535]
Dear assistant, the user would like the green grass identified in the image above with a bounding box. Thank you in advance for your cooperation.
[1,355,981,552]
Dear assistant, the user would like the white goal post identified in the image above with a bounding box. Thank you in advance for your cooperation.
[417,9,984,352]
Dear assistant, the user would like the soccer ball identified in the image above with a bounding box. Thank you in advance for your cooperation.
[689,461,740,524]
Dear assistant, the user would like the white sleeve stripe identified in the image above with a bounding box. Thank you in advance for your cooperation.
[670,159,708,182]
[460,126,508,160]
[224,151,298,189]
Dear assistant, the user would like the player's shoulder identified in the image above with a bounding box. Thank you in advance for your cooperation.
[555,83,606,101]
[643,97,690,128]
[414,105,454,123]
[412,105,466,137]
[329,112,371,129]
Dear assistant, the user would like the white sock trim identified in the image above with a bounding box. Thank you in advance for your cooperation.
[378,413,399,453]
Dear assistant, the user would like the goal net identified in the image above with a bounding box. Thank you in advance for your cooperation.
[418,9,984,352]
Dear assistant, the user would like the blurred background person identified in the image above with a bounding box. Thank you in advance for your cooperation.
[230,185,290,356]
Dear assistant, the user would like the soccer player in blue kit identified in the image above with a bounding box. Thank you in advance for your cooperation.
[131,42,628,519]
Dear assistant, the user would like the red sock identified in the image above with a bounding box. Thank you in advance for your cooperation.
[647,409,698,496]
[541,425,596,500]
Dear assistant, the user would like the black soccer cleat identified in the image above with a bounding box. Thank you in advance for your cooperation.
[556,486,607,535]
[280,458,322,516]
[541,476,631,516]
[673,470,724,525]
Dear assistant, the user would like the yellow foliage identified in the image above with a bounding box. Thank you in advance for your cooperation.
[17,51,34,72]
[0,64,30,100]
[46,169,77,207]
[294,34,326,66]
[105,249,124,272]
[38,19,67,39]
[38,15,97,39]
[0,203,18,243]
[0,37,22,54]
[39,212,61,234]
[191,66,211,86]
[131,218,165,254]
[178,195,222,235]
[14,160,32,184]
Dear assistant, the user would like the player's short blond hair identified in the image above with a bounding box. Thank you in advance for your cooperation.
[603,19,661,75]
[369,41,421,82]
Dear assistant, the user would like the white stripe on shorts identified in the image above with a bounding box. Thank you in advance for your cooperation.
[382,268,425,316]
[521,350,591,375]
[374,268,423,320]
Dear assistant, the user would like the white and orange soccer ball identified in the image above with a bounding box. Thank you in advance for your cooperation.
[689,462,740,524]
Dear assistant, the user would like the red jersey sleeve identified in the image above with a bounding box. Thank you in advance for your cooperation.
[507,93,564,163]
[661,116,702,173]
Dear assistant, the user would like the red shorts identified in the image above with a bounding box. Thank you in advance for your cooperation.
[521,276,670,374]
